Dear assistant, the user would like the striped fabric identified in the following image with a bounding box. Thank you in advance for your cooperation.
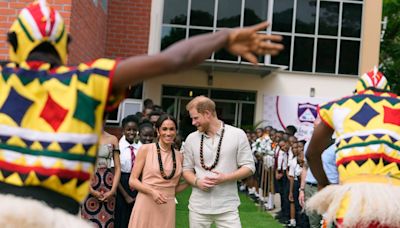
[0,58,122,203]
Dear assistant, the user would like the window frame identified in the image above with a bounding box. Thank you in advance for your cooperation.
[160,0,364,76]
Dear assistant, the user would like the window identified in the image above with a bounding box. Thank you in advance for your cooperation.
[271,0,363,75]
[162,0,363,76]
[161,86,256,138]
[161,0,269,63]
[105,84,143,125]
[101,0,108,12]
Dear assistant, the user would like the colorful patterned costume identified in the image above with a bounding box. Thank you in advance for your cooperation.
[306,68,400,227]
[81,144,117,227]
[0,1,123,226]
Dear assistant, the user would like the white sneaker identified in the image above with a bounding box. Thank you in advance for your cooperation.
[267,193,274,210]
[288,219,296,227]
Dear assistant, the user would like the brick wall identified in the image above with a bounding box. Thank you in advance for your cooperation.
[68,0,108,64]
[0,0,153,62]
[0,0,72,61]
[105,0,151,59]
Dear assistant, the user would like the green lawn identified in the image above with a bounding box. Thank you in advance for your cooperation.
[176,188,283,228]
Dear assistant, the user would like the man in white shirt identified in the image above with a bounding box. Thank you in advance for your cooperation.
[183,96,255,228]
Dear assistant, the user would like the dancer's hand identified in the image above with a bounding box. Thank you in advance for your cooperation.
[299,190,305,208]
[226,21,283,64]
[151,189,167,204]
[196,178,216,192]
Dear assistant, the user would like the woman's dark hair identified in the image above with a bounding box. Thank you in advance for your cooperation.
[121,115,139,128]
[155,114,177,130]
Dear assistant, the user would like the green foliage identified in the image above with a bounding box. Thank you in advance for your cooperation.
[176,187,283,228]
[242,120,266,131]
[380,0,400,93]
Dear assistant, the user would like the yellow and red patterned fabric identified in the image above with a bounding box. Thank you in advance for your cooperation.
[318,70,400,220]
[0,58,121,203]
[9,0,68,64]
[319,88,400,182]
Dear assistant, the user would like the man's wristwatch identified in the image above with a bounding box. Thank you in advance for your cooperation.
[299,187,305,192]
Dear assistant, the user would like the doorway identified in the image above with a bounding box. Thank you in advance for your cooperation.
[161,86,256,139]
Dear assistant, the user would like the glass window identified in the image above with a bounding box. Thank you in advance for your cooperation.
[318,1,339,36]
[215,102,237,126]
[189,28,212,37]
[272,0,294,32]
[244,0,268,26]
[271,35,291,66]
[190,0,215,27]
[161,26,186,50]
[316,39,337,73]
[217,0,241,28]
[295,0,316,34]
[163,0,188,25]
[162,86,208,97]
[106,108,119,123]
[341,3,362,38]
[339,40,359,75]
[161,98,176,116]
[160,0,363,75]
[101,0,108,12]
[215,49,238,61]
[211,89,256,101]
[293,37,314,72]
[126,83,143,99]
[241,103,255,128]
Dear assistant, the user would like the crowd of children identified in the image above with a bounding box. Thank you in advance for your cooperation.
[243,126,310,227]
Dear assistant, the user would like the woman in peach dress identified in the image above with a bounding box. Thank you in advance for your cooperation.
[128,114,188,228]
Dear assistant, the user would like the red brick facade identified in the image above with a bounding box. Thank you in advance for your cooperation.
[68,0,108,64]
[0,0,152,64]
[105,0,151,59]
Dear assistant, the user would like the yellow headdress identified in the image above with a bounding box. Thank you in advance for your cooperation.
[8,0,68,64]
[355,67,391,93]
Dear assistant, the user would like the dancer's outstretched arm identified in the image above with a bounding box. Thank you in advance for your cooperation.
[112,22,283,91]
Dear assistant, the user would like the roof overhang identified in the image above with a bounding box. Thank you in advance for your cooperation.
[196,60,287,78]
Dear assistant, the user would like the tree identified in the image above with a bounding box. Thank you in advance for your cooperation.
[380,0,400,93]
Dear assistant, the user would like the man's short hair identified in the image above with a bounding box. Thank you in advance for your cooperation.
[186,95,216,116]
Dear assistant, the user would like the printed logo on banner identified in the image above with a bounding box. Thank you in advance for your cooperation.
[297,103,318,123]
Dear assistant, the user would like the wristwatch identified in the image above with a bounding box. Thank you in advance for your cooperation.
[299,187,305,192]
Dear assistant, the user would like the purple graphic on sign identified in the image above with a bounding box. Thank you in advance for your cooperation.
[297,103,318,123]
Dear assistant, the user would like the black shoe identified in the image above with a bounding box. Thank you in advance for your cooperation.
[278,217,289,224]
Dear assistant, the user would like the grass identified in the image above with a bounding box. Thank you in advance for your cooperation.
[176,188,283,228]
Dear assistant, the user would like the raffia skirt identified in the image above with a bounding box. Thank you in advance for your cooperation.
[0,194,91,228]
[306,175,400,228]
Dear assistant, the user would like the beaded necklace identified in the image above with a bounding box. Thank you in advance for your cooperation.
[200,122,225,171]
[156,142,176,180]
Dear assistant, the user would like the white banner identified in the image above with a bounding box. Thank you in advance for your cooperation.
[263,95,330,141]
